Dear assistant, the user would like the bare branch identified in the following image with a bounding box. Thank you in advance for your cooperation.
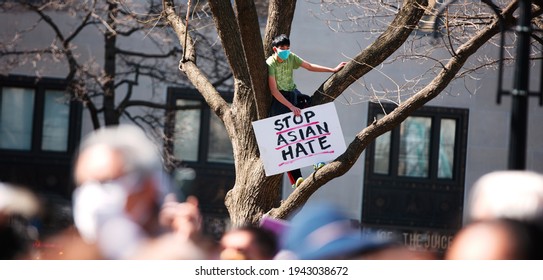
[115,47,181,58]
[162,0,230,120]
[313,0,430,104]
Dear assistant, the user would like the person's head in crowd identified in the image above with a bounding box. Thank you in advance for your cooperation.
[446,218,543,260]
[282,202,406,260]
[0,183,40,259]
[220,225,279,260]
[72,124,206,259]
[73,125,167,235]
[468,170,543,224]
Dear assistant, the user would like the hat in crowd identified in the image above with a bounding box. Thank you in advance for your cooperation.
[469,170,543,224]
[283,202,390,259]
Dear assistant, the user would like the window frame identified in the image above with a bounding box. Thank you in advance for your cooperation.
[363,102,469,230]
[0,75,82,157]
[164,87,234,168]
[0,74,82,199]
[164,87,236,224]
[365,103,469,185]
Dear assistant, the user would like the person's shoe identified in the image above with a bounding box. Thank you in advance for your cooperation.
[292,177,304,188]
[313,162,325,171]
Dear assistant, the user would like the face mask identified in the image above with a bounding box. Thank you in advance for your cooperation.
[276,49,291,60]
[72,173,142,243]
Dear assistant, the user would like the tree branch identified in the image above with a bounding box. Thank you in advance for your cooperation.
[115,47,181,58]
[162,0,196,63]
[65,9,95,44]
[121,100,202,111]
[312,0,429,105]
[162,0,230,120]
[207,0,251,84]
[263,0,297,57]
[234,0,269,120]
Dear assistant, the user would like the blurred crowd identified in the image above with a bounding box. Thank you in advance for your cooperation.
[2,124,543,260]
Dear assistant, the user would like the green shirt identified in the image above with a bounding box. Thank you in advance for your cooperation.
[266,52,303,91]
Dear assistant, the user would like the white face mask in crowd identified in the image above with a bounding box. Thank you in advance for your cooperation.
[72,173,143,243]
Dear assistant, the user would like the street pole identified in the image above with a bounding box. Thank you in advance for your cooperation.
[508,0,531,170]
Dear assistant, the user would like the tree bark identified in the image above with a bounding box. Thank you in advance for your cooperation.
[207,0,285,226]
[103,1,119,126]
[234,0,270,120]
[263,0,297,57]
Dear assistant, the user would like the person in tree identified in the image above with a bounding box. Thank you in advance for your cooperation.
[267,34,346,188]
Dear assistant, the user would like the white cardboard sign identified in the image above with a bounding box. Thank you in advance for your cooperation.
[252,102,346,176]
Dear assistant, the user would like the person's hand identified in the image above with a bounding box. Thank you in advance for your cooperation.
[159,194,202,241]
[289,105,302,116]
[333,62,347,72]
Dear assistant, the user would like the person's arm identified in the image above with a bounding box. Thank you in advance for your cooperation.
[268,76,301,116]
[301,61,347,73]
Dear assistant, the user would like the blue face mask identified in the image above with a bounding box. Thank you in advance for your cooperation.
[277,49,291,60]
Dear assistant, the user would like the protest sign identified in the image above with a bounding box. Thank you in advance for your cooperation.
[252,102,346,176]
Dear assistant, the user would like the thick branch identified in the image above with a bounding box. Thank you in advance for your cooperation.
[263,0,297,57]
[312,0,429,104]
[162,0,229,121]
[162,0,196,63]
[234,0,269,119]
[207,0,251,85]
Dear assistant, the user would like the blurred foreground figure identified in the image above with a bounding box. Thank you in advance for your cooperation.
[446,170,543,260]
[282,203,433,260]
[446,218,543,260]
[220,226,279,260]
[468,170,543,224]
[0,183,40,259]
[71,124,206,259]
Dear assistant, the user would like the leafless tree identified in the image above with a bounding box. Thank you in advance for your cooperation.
[0,0,232,136]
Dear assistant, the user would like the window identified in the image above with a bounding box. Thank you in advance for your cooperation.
[373,114,456,179]
[0,76,81,154]
[164,87,235,221]
[0,75,82,198]
[363,102,469,230]
[0,87,71,151]
[208,112,234,163]
[41,90,70,151]
[173,99,202,162]
[0,87,35,150]
[166,88,234,165]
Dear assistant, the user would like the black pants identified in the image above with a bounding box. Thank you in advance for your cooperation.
[269,89,311,117]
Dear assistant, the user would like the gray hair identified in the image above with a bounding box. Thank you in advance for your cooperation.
[78,124,163,175]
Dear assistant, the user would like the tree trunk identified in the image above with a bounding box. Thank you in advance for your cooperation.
[226,85,283,226]
[104,1,119,126]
